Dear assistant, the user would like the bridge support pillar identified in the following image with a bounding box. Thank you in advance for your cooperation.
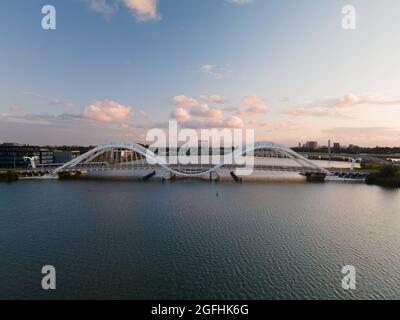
[142,170,156,181]
[162,172,176,181]
[209,171,220,181]
[303,172,326,183]
[230,171,242,183]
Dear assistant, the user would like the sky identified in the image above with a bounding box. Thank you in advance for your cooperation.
[0,0,400,147]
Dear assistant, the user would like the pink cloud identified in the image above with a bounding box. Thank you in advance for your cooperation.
[83,100,132,122]
[237,94,267,115]
[200,95,226,104]
[226,116,244,128]
[190,105,223,119]
[181,117,244,129]
[82,0,117,18]
[171,104,223,121]
[122,0,160,21]
[83,0,160,22]
[173,95,200,108]
[284,93,400,118]
[170,94,244,129]
[247,120,300,131]
[171,107,191,121]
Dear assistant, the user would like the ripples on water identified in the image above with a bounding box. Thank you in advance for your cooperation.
[0,180,399,299]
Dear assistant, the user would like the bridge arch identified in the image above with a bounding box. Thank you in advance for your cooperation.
[52,141,333,177]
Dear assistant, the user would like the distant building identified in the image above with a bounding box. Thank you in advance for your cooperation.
[0,144,40,168]
[348,144,359,149]
[1,143,28,147]
[39,149,54,165]
[304,141,319,150]
[333,143,341,149]
[53,150,80,164]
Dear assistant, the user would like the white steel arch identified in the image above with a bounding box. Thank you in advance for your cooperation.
[52,141,333,177]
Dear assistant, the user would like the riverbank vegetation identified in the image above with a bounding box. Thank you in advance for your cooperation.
[360,161,385,171]
[0,170,18,182]
[366,165,400,188]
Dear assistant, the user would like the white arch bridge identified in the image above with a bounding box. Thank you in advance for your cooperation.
[47,141,336,181]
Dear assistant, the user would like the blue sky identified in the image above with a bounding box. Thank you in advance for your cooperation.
[1,0,400,146]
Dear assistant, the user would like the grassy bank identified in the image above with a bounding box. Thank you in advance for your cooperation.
[366,165,400,188]
[0,170,18,182]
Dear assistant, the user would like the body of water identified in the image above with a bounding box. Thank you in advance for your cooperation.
[0,179,399,299]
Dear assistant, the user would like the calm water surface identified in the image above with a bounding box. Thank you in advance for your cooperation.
[0,180,400,299]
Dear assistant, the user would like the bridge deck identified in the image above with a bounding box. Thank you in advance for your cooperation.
[18,164,371,177]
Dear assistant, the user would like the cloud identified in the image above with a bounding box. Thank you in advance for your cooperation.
[0,112,149,146]
[175,94,227,106]
[247,120,300,132]
[180,119,223,129]
[200,64,224,79]
[20,91,46,99]
[321,127,400,146]
[286,106,351,118]
[190,105,223,119]
[172,94,223,119]
[237,93,267,115]
[227,0,254,4]
[201,64,215,74]
[222,106,239,112]
[49,98,74,108]
[171,94,243,129]
[82,0,160,22]
[21,91,74,108]
[180,116,244,129]
[83,100,132,122]
[200,95,227,104]
[83,0,118,17]
[173,95,200,107]
[82,0,253,23]
[226,116,244,128]
[171,104,223,121]
[171,107,191,121]
[83,0,250,23]
[286,93,400,118]
[122,0,160,21]
[0,113,84,126]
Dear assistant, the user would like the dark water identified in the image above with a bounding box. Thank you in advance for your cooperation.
[1,180,400,300]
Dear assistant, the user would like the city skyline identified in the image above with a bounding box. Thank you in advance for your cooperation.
[0,140,395,150]
[1,0,400,147]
